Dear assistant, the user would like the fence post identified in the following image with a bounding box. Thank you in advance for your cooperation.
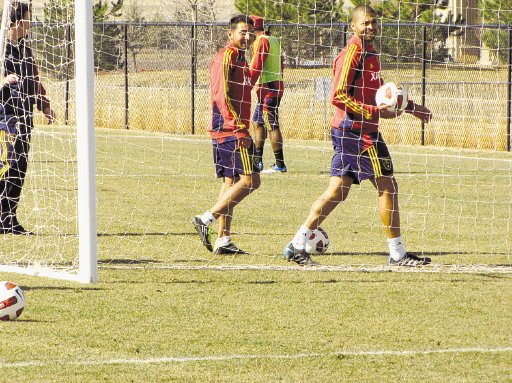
[508,27,512,152]
[64,24,71,125]
[191,20,197,135]
[124,23,129,129]
[421,25,427,146]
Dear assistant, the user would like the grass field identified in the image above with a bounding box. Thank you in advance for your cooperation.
[0,126,511,382]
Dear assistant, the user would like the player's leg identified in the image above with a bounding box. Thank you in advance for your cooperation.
[0,115,31,235]
[262,96,286,173]
[193,140,260,252]
[370,175,401,239]
[292,175,353,247]
[251,103,266,171]
[216,176,234,237]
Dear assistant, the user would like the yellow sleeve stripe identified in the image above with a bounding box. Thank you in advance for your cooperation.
[367,145,382,178]
[336,44,357,95]
[240,146,252,174]
[223,49,245,130]
[334,44,373,120]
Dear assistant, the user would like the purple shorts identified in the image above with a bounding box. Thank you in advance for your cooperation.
[252,96,281,131]
[212,138,260,179]
[330,128,394,184]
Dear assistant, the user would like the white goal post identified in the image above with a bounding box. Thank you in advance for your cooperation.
[0,0,97,283]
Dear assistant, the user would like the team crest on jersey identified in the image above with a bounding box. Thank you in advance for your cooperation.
[370,71,382,81]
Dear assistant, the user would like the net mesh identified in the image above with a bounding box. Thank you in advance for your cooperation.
[0,0,510,280]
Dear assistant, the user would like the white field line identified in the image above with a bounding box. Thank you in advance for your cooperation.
[34,128,512,164]
[99,264,512,274]
[2,346,511,368]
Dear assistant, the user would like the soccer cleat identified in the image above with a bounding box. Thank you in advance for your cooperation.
[262,164,287,174]
[389,253,431,267]
[192,216,213,252]
[257,161,264,172]
[11,224,34,236]
[214,242,248,255]
[283,242,319,266]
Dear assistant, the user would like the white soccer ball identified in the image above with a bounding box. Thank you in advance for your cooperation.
[305,227,330,254]
[375,82,408,112]
[0,281,25,321]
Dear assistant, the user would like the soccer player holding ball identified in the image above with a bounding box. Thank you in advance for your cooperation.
[283,5,432,266]
[192,15,260,255]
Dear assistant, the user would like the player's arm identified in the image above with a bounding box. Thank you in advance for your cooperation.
[404,100,432,123]
[330,46,378,120]
[216,48,250,141]
[32,61,55,124]
[249,36,269,86]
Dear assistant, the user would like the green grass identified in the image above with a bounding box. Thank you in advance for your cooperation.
[0,126,511,381]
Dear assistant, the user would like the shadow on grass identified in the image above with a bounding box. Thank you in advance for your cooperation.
[98,258,162,264]
[22,286,102,291]
[97,232,192,237]
[324,251,510,257]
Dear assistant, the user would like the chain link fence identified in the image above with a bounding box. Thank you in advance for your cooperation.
[36,22,512,151]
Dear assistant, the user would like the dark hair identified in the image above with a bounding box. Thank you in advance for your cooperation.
[229,14,253,30]
[10,1,30,26]
[352,5,376,20]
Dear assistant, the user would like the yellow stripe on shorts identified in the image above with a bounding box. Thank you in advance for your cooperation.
[0,131,10,179]
[239,146,252,174]
[367,146,382,178]
[263,108,272,131]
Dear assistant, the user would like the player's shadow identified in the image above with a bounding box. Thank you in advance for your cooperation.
[98,258,162,265]
[97,232,190,237]
[324,251,508,257]
[22,286,102,291]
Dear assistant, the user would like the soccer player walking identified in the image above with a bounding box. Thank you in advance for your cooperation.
[0,1,55,235]
[192,15,260,255]
[283,5,432,266]
[248,15,287,173]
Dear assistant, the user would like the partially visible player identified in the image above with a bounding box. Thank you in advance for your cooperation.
[0,1,55,235]
[283,5,432,266]
[248,15,287,174]
[192,15,260,255]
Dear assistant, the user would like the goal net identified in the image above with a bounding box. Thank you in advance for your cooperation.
[0,0,511,283]
[0,0,95,282]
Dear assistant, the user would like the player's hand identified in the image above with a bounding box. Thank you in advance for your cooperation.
[378,104,403,119]
[237,136,252,149]
[3,74,19,86]
[43,106,55,124]
[408,103,432,123]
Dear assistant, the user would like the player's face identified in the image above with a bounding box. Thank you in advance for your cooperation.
[351,12,378,42]
[228,22,252,50]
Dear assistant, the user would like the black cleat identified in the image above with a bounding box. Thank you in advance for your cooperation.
[214,242,248,255]
[192,216,213,252]
[11,224,34,235]
[283,242,319,266]
[389,253,431,267]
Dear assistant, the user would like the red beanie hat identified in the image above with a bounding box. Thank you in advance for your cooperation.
[250,15,264,30]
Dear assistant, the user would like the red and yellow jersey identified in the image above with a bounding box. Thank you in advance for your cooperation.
[249,34,284,99]
[330,35,383,133]
[209,43,252,143]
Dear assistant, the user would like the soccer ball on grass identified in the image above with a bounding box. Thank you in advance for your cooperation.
[305,227,330,254]
[0,281,25,321]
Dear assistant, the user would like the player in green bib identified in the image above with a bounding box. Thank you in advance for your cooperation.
[249,15,287,173]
